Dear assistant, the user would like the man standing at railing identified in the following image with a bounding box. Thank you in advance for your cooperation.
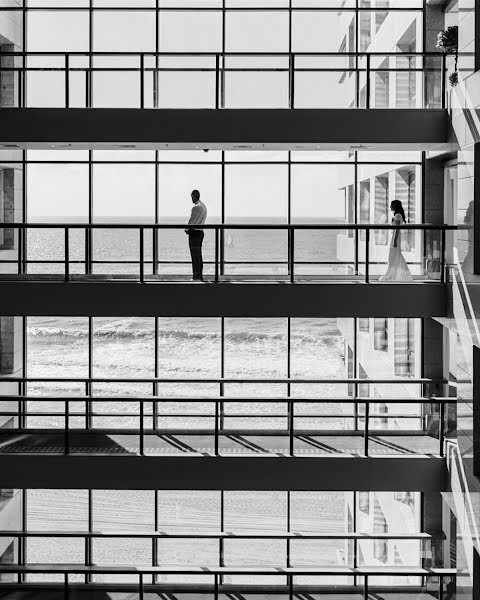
[185,189,207,282]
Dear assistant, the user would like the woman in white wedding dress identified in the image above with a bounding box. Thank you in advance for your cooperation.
[379,200,412,282]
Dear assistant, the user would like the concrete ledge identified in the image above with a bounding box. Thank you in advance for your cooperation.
[0,108,450,148]
[0,456,448,491]
[0,281,449,317]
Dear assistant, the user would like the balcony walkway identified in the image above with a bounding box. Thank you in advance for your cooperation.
[0,280,448,317]
[0,428,442,457]
[0,108,450,150]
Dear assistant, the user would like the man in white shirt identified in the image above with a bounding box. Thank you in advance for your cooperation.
[185,189,207,281]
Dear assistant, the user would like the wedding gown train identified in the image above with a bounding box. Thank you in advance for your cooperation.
[379,214,412,282]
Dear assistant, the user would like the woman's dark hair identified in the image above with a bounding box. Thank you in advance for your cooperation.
[391,199,406,223]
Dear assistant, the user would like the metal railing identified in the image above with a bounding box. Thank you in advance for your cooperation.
[0,531,448,572]
[0,376,453,457]
[0,51,452,109]
[0,565,457,599]
[0,223,457,283]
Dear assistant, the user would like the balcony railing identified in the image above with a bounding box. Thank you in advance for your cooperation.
[0,51,452,109]
[0,565,457,599]
[0,223,456,283]
[0,531,449,572]
[0,376,453,457]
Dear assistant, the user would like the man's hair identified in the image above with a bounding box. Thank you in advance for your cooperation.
[191,189,200,201]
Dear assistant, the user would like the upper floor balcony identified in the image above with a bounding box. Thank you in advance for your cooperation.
[0,223,453,317]
[0,51,449,111]
[0,51,453,150]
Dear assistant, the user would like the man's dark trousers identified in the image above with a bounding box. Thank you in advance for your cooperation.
[188,229,204,280]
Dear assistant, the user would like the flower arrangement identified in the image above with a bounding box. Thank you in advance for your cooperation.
[436,25,459,86]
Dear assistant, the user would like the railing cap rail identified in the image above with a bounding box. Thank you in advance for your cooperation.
[0,376,447,384]
[4,222,461,230]
[0,51,461,57]
[0,564,457,575]
[0,530,438,539]
[0,394,454,403]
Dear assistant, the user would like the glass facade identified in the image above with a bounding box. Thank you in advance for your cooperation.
[0,0,466,597]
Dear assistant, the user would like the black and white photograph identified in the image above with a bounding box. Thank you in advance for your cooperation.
[0,0,476,598]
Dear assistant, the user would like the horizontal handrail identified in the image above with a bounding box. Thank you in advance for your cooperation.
[0,564,456,575]
[2,222,460,230]
[0,376,446,384]
[0,386,450,456]
[0,51,455,109]
[0,51,459,57]
[2,222,453,283]
[0,530,439,540]
[0,395,453,403]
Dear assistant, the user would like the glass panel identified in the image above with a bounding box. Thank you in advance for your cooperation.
[292,12,355,52]
[224,164,288,277]
[92,10,156,51]
[159,11,223,52]
[223,318,287,397]
[27,11,89,51]
[225,11,289,52]
[27,163,89,222]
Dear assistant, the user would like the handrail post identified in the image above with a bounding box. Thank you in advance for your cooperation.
[139,227,144,282]
[140,53,145,109]
[65,399,70,455]
[215,54,220,109]
[441,228,446,284]
[354,229,359,276]
[289,399,294,456]
[65,53,70,108]
[441,53,446,109]
[139,573,144,600]
[215,226,219,282]
[366,54,371,109]
[289,228,295,283]
[439,400,445,457]
[65,227,70,282]
[289,53,295,109]
[17,227,23,275]
[153,225,158,276]
[364,400,369,457]
[140,400,144,456]
[354,381,359,431]
[64,573,69,600]
[220,55,225,109]
[365,228,370,283]
[214,400,219,456]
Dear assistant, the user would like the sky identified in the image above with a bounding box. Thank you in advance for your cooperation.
[21,4,421,220]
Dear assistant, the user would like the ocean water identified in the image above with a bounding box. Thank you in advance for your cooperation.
[20,221,356,576]
[25,217,351,276]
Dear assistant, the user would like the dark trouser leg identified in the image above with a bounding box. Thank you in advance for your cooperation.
[188,231,204,280]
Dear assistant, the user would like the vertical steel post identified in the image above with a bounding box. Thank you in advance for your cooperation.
[441,228,446,284]
[364,401,369,457]
[215,227,219,283]
[439,401,445,457]
[289,54,295,109]
[65,53,70,108]
[441,53,446,109]
[289,228,295,283]
[140,400,144,456]
[65,228,69,282]
[365,228,370,283]
[140,54,145,109]
[17,227,23,275]
[65,399,70,455]
[215,54,220,109]
[289,400,294,456]
[139,227,144,282]
[366,54,371,109]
